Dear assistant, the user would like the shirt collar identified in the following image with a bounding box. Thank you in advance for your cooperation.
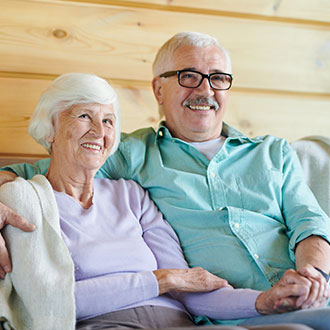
[155,121,173,142]
[155,121,263,145]
[222,123,264,144]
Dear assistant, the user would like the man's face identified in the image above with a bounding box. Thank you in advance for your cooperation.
[153,45,230,142]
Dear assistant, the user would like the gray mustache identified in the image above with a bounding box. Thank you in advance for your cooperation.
[183,97,219,111]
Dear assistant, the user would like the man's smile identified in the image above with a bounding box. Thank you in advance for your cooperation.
[183,97,219,112]
[187,104,215,111]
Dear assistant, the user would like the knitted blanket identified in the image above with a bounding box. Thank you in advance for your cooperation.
[0,175,75,330]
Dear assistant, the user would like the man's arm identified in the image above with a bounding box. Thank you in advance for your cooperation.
[278,142,330,308]
[0,170,17,186]
[294,235,330,308]
[295,235,330,274]
[0,171,35,278]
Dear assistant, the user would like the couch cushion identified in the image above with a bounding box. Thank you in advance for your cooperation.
[291,136,330,216]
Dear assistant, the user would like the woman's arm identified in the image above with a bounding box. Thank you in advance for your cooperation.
[75,266,228,320]
[154,267,229,295]
[75,271,159,320]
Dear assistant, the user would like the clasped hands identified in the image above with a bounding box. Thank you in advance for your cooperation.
[154,265,329,315]
[255,265,329,314]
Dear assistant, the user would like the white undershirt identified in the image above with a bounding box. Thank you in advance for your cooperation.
[189,136,226,160]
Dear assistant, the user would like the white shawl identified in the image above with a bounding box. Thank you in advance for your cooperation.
[0,175,75,330]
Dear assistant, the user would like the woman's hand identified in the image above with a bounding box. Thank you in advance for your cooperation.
[153,267,231,295]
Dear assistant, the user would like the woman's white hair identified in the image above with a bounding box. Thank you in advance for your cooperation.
[28,73,121,155]
[152,31,232,77]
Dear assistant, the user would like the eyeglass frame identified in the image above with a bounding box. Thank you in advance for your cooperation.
[159,69,233,91]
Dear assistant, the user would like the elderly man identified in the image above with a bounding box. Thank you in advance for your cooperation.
[1,32,330,328]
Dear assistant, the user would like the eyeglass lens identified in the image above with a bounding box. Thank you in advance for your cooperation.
[179,71,231,90]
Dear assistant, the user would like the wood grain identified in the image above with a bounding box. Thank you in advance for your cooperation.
[111,0,330,24]
[1,0,329,158]
[1,0,329,94]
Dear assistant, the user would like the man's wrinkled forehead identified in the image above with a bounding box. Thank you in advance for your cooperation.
[170,45,228,72]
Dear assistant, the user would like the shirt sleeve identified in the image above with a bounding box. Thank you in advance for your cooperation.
[173,288,260,319]
[96,129,155,180]
[0,158,50,179]
[280,141,330,261]
[138,185,261,319]
[75,271,159,320]
[96,134,133,180]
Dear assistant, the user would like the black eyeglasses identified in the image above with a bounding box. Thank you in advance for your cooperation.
[159,69,233,90]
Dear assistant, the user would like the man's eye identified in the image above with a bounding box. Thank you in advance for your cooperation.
[181,73,195,79]
[211,75,225,82]
[79,114,89,119]
[103,119,113,125]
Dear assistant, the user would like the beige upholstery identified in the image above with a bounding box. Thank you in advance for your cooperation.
[291,136,330,216]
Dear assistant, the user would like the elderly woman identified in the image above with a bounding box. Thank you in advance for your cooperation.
[0,74,311,330]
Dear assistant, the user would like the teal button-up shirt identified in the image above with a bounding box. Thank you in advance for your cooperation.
[5,122,330,292]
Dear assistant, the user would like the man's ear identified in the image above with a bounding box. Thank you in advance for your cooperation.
[152,77,164,105]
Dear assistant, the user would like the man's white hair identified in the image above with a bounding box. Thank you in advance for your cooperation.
[28,73,121,155]
[152,31,232,77]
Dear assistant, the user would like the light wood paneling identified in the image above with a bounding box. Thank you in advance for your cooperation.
[227,90,330,139]
[1,77,328,156]
[0,0,329,158]
[1,0,330,94]
[111,0,330,23]
[0,78,49,156]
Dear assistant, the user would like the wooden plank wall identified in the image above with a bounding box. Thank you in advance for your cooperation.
[0,0,329,157]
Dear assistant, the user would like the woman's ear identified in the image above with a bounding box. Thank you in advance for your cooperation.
[152,77,164,105]
[47,117,58,143]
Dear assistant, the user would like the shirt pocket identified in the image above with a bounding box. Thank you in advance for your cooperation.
[235,169,283,217]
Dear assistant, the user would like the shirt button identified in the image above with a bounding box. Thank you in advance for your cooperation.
[234,223,240,229]
[159,131,163,137]
[254,254,259,259]
[218,207,223,211]
[211,172,216,177]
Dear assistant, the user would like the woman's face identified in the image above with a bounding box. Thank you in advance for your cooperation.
[51,103,116,172]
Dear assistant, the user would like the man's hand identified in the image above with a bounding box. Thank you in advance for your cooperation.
[0,201,35,278]
[0,171,18,186]
[153,267,232,295]
[255,269,312,315]
[297,264,329,309]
